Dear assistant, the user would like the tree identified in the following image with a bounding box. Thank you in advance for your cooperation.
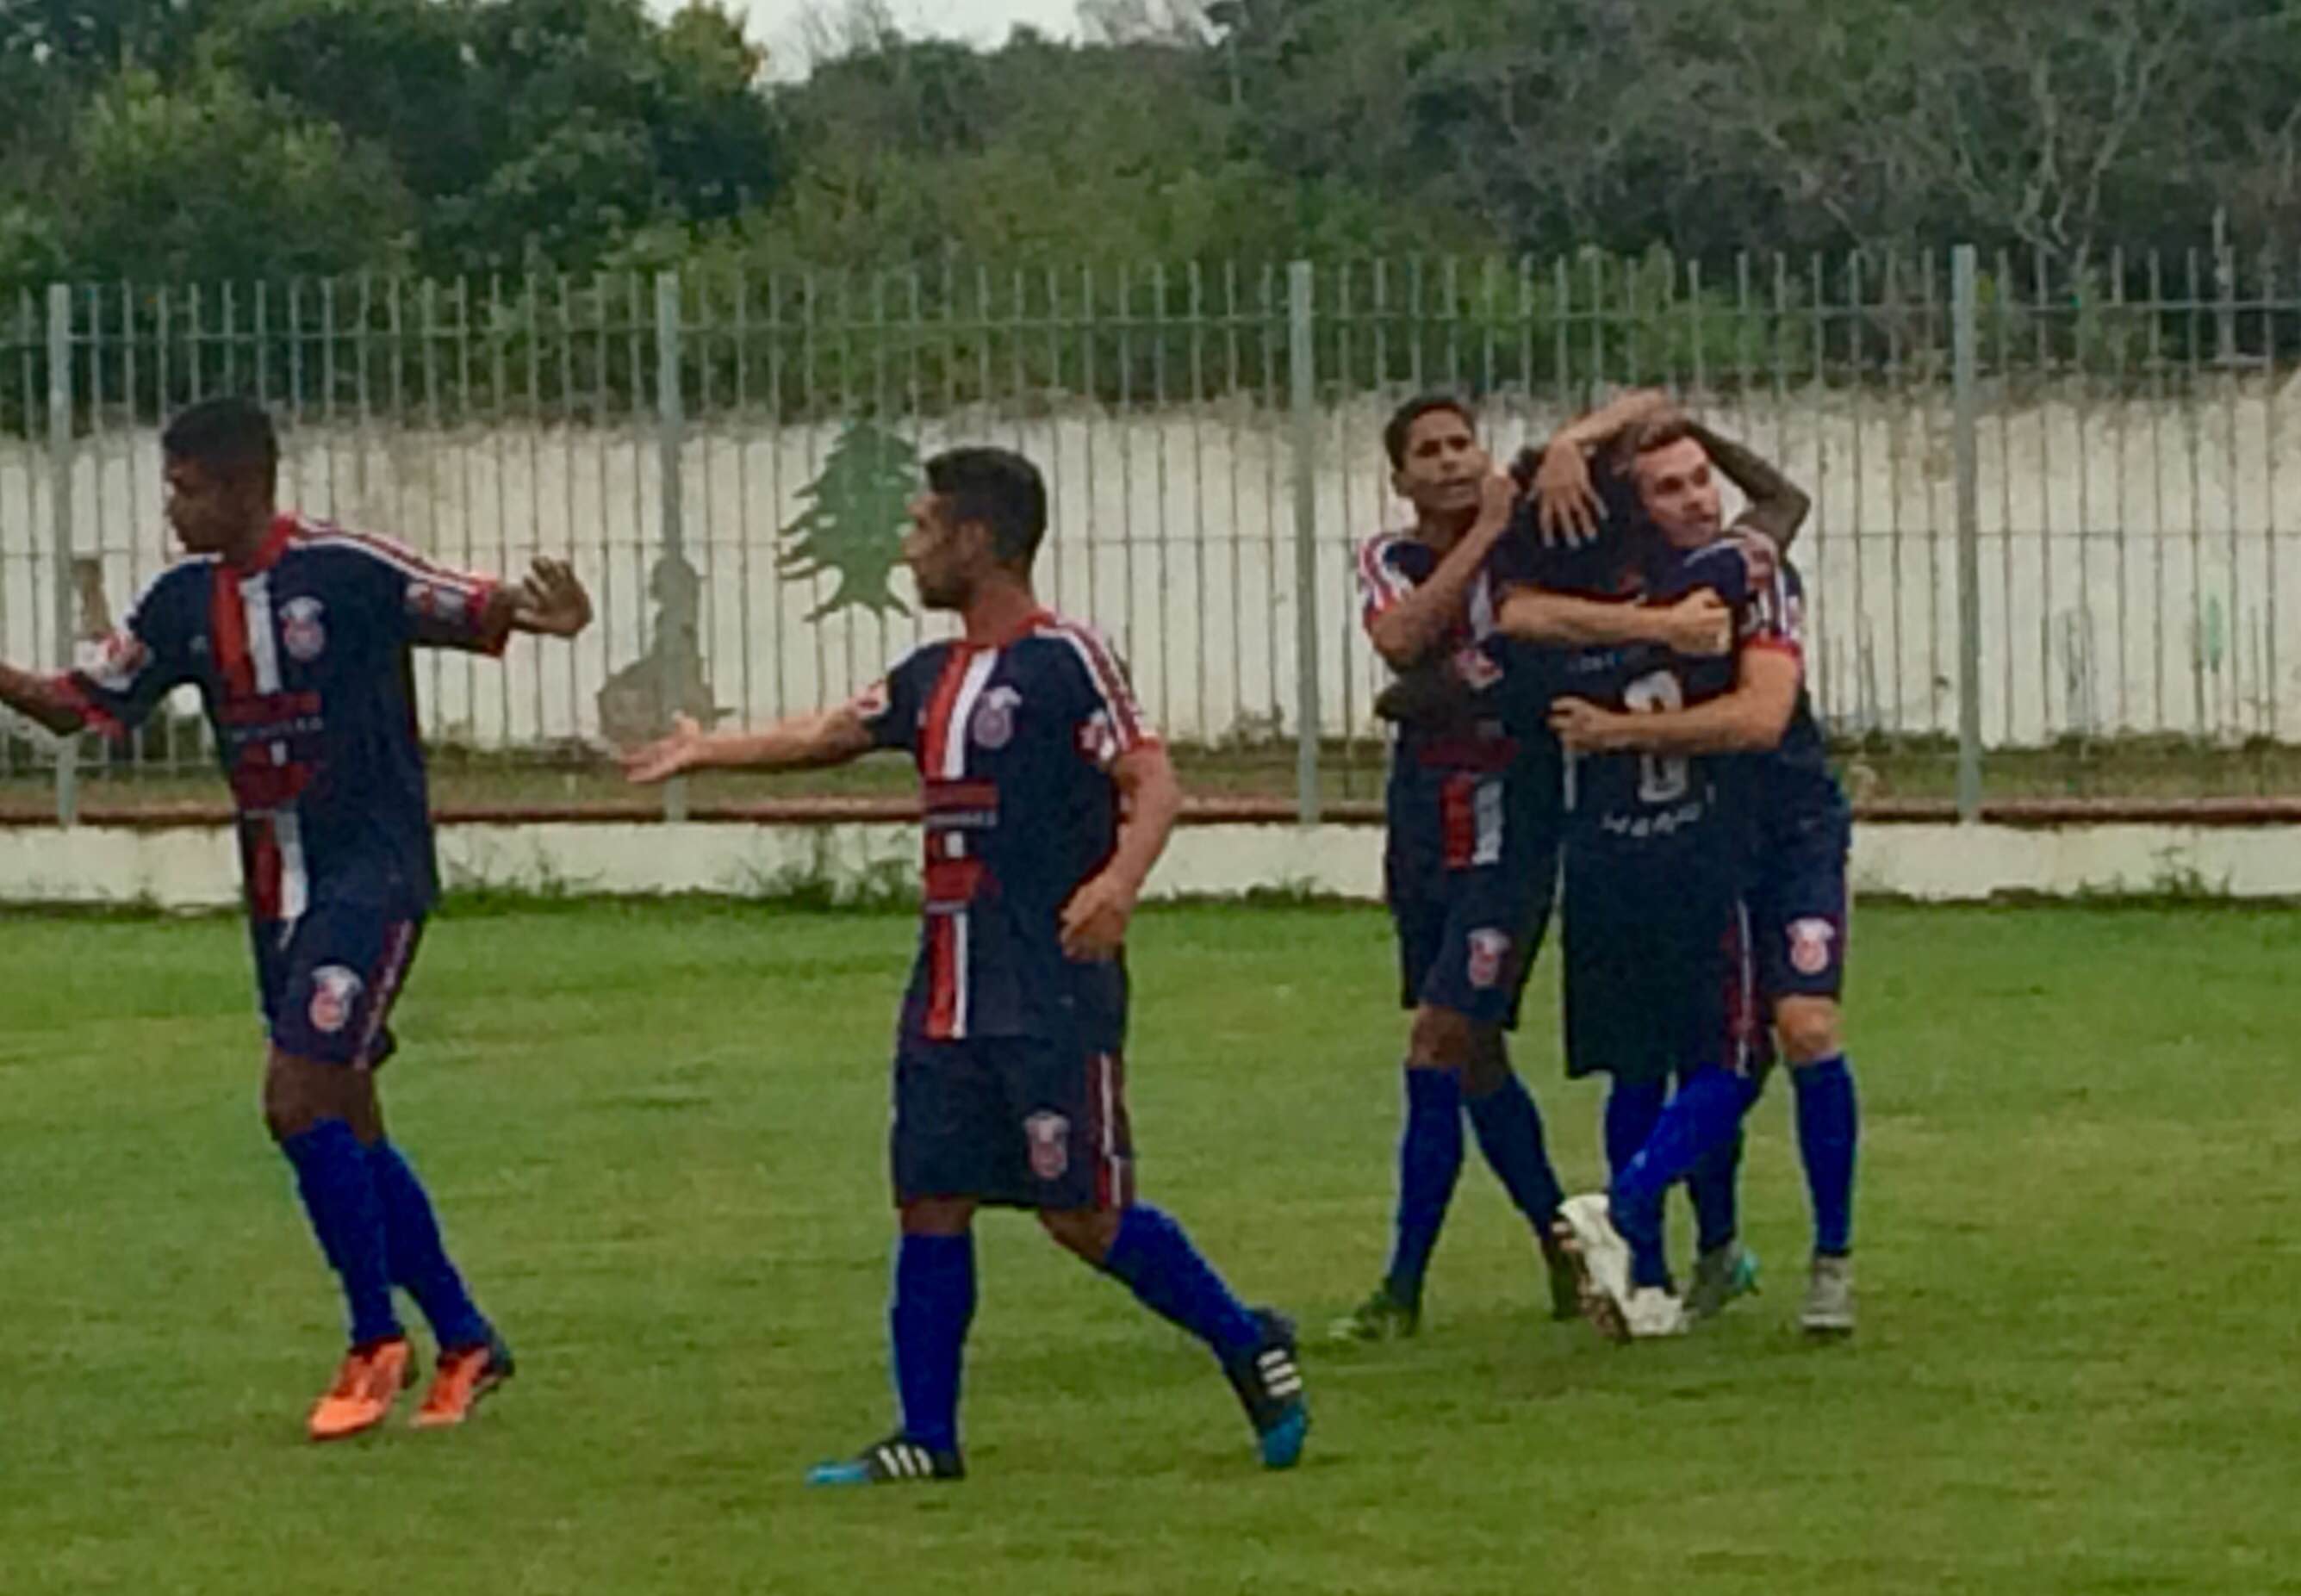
[779,419,918,622]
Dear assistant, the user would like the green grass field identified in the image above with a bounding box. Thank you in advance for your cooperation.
[5,898,2299,1594]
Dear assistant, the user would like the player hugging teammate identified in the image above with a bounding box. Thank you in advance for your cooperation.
[1366,390,1863,1343]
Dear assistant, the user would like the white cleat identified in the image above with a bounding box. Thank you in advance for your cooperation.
[1801,1254,1856,1338]
[1622,1285,1689,1338]
[1555,1194,1633,1344]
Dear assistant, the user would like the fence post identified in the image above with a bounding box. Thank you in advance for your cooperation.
[1951,245,1983,822]
[654,270,689,823]
[47,283,78,829]
[1287,260,1322,825]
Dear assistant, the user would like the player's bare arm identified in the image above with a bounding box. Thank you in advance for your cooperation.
[1686,421,1811,552]
[1550,646,1800,756]
[1366,470,1517,669]
[1060,741,1181,962]
[621,705,874,783]
[1523,388,1673,543]
[0,662,90,737]
[1496,587,1732,655]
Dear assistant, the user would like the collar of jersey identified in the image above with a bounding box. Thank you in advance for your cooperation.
[958,605,1055,652]
[225,513,299,576]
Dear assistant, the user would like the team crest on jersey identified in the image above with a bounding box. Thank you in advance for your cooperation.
[971,686,1022,750]
[280,597,327,662]
[83,630,149,692]
[1788,917,1838,977]
[407,581,467,624]
[308,965,366,1034]
[1465,928,1512,990]
[1023,1110,1071,1180]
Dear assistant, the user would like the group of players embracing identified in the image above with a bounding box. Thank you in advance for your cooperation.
[1341,389,1861,1346]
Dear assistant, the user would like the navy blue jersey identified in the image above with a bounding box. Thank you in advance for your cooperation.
[854,611,1150,1051]
[1359,527,1561,820]
[1632,543,1848,839]
[61,514,507,922]
[1557,543,1800,876]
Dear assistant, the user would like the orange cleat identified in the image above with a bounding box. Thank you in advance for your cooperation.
[410,1332,514,1430]
[307,1338,416,1442]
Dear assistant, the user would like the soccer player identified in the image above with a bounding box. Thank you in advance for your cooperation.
[1546,417,1858,1335]
[623,445,1309,1485]
[1504,418,1807,1339]
[1330,394,1590,1344]
[0,396,594,1437]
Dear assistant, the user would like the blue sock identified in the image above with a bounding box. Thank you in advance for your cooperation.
[1610,1069,1761,1289]
[891,1233,975,1454]
[1464,1071,1564,1233]
[1794,1055,1859,1256]
[364,1140,489,1351]
[1101,1203,1260,1361]
[1603,1077,1668,1183]
[1384,1065,1464,1306]
[1687,1131,1744,1256]
[281,1121,401,1347]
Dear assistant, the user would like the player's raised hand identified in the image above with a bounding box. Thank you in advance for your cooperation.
[512,557,593,637]
[1533,445,1604,547]
[1059,869,1137,962]
[1548,696,1623,753]
[1658,592,1732,657]
[1474,468,1518,531]
[621,714,707,784]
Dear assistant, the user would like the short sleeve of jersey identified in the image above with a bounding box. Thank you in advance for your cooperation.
[1038,621,1158,771]
[1357,533,1424,630]
[850,649,932,753]
[321,528,510,656]
[59,568,199,736]
[1739,564,1805,661]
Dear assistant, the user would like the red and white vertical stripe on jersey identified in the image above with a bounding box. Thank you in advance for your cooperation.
[351,919,420,1070]
[1720,898,1761,1077]
[918,646,999,1040]
[1440,773,1504,869]
[213,567,308,928]
[1357,532,1415,626]
[1089,1051,1135,1209]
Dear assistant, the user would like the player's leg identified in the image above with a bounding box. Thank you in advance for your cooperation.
[810,1040,986,1486]
[1333,891,1465,1342]
[260,910,421,1440]
[1759,837,1859,1335]
[1462,1029,1576,1320]
[264,1047,415,1439]
[1031,1048,1307,1470]
[1682,1097,1760,1322]
[1601,904,1767,1332]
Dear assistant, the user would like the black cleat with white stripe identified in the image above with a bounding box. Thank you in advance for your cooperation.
[1222,1308,1310,1469]
[805,1433,967,1487]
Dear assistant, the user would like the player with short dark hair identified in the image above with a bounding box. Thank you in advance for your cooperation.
[0,394,594,1437]
[1558,415,1859,1336]
[1330,393,1611,1344]
[625,444,1308,1485]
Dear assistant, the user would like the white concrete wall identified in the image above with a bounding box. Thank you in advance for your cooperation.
[5,817,2299,908]
[8,387,2301,748]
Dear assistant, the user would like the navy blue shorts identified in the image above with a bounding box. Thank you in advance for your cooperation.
[252,901,424,1068]
[1386,767,1560,1031]
[1751,814,1850,1003]
[891,1034,1135,1212]
[1560,854,1771,1088]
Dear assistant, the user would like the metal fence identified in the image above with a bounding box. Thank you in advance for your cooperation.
[7,244,2301,822]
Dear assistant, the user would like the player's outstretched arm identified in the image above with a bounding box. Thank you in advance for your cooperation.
[0,663,92,737]
[1551,648,1800,757]
[1496,586,1732,655]
[1058,742,1180,962]
[1686,422,1811,553]
[1365,470,1517,669]
[621,706,874,784]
